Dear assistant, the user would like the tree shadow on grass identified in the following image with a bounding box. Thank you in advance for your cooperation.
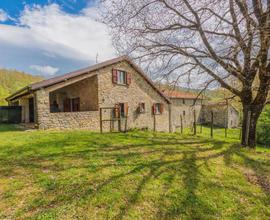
[1,132,270,219]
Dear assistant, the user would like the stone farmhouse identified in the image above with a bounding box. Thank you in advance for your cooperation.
[6,56,239,132]
[200,102,240,128]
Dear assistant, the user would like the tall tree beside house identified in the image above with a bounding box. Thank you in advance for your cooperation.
[101,0,270,147]
[0,69,43,105]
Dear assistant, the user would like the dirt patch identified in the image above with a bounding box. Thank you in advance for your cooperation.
[244,169,270,195]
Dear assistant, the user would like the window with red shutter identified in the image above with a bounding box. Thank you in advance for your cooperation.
[112,69,130,85]
[153,103,163,115]
[117,103,129,117]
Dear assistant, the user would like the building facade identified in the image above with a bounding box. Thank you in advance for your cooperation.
[200,102,240,128]
[162,90,203,132]
[7,56,171,132]
[6,56,240,132]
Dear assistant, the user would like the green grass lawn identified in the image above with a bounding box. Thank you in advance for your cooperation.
[0,125,269,219]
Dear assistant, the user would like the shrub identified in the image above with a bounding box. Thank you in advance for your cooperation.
[257,104,270,146]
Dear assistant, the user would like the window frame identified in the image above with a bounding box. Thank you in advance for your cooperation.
[138,102,146,113]
[155,103,161,114]
[153,103,164,115]
[117,70,127,85]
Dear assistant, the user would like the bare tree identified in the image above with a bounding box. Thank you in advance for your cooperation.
[100,0,270,147]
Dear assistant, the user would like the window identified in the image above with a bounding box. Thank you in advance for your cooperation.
[117,70,127,84]
[115,103,129,118]
[152,103,164,115]
[112,69,131,85]
[183,110,186,116]
[183,99,185,104]
[138,103,145,113]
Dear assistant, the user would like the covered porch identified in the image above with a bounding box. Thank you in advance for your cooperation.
[48,75,99,113]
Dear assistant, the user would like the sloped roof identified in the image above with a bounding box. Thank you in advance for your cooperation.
[203,101,239,113]
[6,56,171,103]
[163,90,203,100]
[204,101,228,107]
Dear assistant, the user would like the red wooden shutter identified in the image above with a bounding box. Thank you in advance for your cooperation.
[160,103,164,114]
[124,103,129,116]
[63,98,71,112]
[126,72,131,85]
[112,68,118,84]
[152,104,156,115]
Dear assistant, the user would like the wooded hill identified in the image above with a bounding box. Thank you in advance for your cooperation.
[0,69,43,105]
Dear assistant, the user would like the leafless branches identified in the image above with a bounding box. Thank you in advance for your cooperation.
[100,0,270,106]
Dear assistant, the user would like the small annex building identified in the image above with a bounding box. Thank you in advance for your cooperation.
[200,102,240,128]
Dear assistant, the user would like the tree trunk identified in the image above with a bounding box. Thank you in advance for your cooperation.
[241,104,263,148]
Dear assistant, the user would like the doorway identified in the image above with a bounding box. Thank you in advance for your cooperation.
[29,97,35,123]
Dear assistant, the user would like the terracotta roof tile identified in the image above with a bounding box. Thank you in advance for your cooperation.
[163,90,203,100]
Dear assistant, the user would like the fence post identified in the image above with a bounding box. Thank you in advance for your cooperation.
[180,115,183,134]
[211,111,214,138]
[193,110,196,135]
[99,108,103,134]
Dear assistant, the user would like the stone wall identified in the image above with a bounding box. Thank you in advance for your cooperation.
[35,89,99,130]
[200,105,227,127]
[98,61,170,132]
[49,76,98,112]
[34,61,170,132]
[170,98,202,132]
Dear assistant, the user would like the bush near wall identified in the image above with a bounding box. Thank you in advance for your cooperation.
[257,104,270,146]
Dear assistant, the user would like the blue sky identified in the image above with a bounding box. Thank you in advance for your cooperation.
[0,0,116,77]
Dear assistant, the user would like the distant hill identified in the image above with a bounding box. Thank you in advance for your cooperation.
[0,69,43,105]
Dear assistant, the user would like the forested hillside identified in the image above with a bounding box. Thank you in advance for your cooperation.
[0,69,43,105]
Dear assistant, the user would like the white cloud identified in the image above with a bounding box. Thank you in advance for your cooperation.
[0,3,116,76]
[30,65,59,75]
[0,9,9,22]
[19,4,115,61]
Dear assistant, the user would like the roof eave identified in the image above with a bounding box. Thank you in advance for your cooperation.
[5,86,31,102]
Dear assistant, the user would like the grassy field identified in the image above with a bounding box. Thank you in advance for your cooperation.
[0,125,269,219]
